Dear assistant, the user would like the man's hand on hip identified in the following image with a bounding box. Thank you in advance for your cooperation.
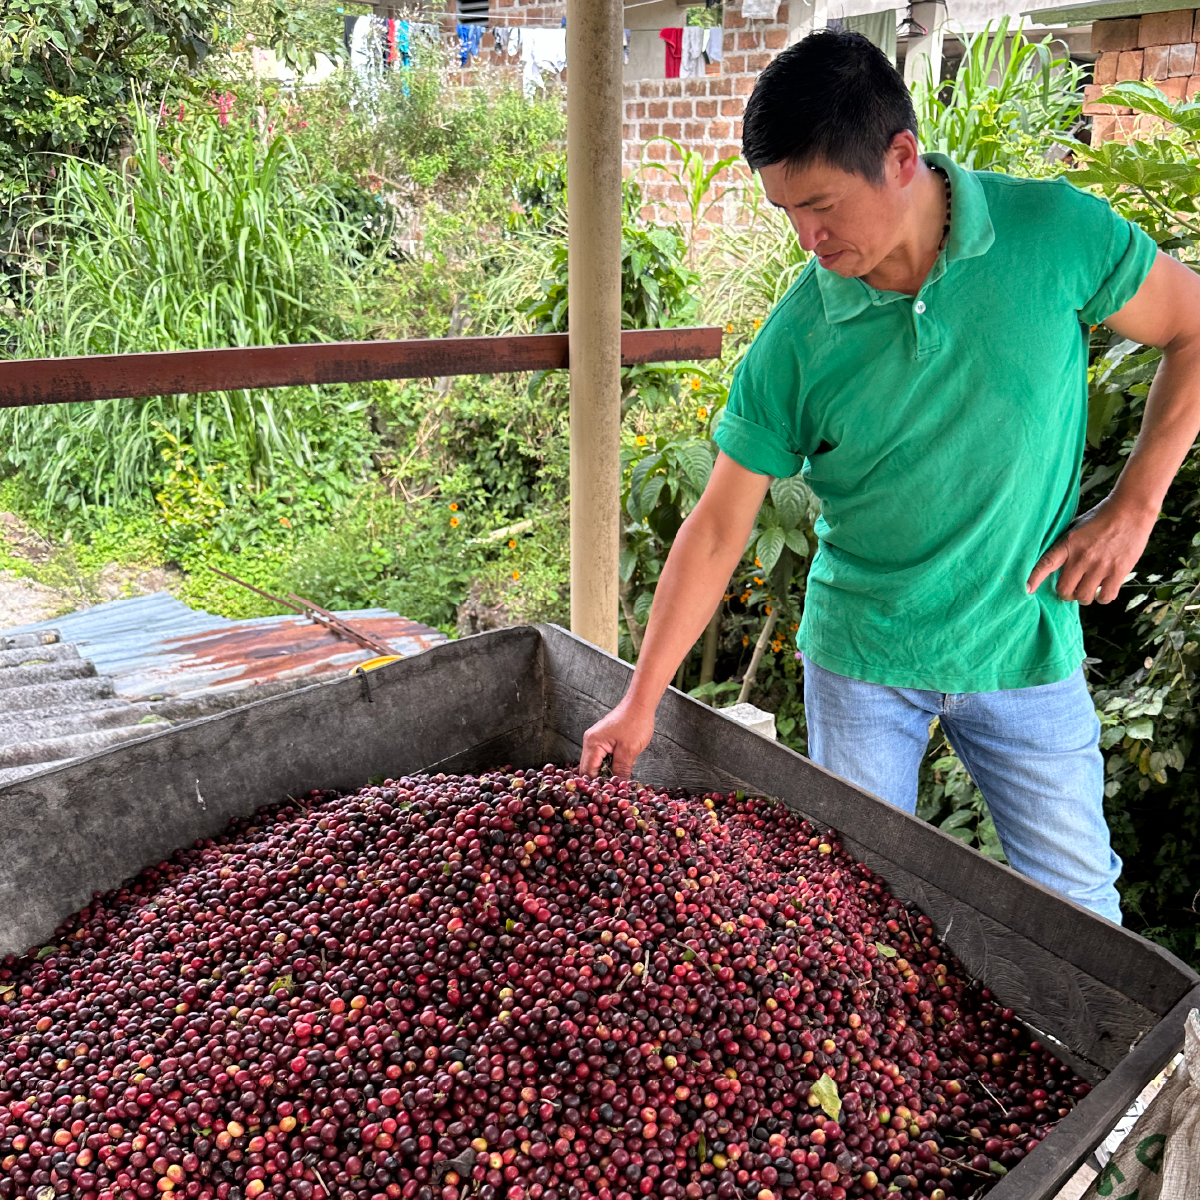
[1026,497,1157,605]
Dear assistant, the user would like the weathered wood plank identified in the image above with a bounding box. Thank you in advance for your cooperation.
[0,329,723,408]
[0,627,543,956]
[986,983,1200,1200]
[537,624,1198,1022]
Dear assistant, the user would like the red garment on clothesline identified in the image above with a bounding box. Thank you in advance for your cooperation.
[659,27,683,79]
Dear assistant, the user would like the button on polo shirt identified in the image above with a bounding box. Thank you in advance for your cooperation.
[714,153,1157,693]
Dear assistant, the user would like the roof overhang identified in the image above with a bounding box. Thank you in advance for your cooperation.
[1024,0,1187,25]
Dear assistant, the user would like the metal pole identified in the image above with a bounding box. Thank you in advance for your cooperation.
[567,0,624,654]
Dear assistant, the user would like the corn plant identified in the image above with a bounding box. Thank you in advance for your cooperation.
[913,18,1084,171]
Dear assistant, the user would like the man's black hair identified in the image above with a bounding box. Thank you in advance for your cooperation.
[742,30,917,181]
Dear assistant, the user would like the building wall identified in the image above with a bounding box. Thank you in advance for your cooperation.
[1086,8,1200,142]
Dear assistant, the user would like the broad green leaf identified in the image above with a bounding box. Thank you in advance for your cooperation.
[756,527,785,574]
[619,548,638,584]
[770,474,812,528]
[674,440,715,492]
[940,808,977,832]
[809,1073,841,1121]
[783,528,809,558]
[874,943,897,958]
[1126,718,1154,741]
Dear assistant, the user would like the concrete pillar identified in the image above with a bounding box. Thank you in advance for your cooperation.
[566,0,624,654]
[903,0,948,87]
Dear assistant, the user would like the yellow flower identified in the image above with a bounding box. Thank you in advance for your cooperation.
[752,318,763,329]
[765,604,772,614]
[725,323,734,334]
[508,539,517,549]
[740,591,750,603]
[754,556,761,567]
[697,406,708,419]
[690,378,702,391]
[753,577,763,585]
[450,516,460,528]
[771,640,783,653]
[449,502,459,512]
[742,635,749,646]
[512,570,521,581]
[278,516,291,528]
[635,435,648,446]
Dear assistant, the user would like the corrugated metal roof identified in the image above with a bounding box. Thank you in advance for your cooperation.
[1,592,447,699]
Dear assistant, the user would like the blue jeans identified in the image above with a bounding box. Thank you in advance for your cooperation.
[802,655,1123,924]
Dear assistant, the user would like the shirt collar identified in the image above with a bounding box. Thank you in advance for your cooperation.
[815,152,997,325]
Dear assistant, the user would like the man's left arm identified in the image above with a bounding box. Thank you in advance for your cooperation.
[1028,252,1200,604]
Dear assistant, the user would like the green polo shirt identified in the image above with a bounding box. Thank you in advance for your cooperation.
[714,153,1157,693]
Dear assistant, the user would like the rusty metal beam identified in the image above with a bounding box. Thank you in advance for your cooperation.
[0,327,723,408]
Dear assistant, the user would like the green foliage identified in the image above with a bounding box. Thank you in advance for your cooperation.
[913,18,1084,172]
[0,103,377,513]
[0,0,221,194]
[1068,84,1200,254]
[639,137,741,261]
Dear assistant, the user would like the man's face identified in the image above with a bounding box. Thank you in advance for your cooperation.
[758,149,910,279]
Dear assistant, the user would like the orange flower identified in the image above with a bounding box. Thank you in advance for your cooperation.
[765,604,772,614]
[449,502,459,511]
[697,406,708,419]
[752,318,763,329]
[742,635,749,646]
[450,516,460,528]
[508,539,517,549]
[690,378,702,391]
[771,640,782,653]
[512,570,521,581]
[278,516,291,528]
[725,323,734,334]
[635,435,648,446]
[753,577,763,585]
[754,556,761,567]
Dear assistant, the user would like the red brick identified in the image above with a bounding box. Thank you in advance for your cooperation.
[1139,9,1194,45]
[1089,114,1117,142]
[1116,49,1143,79]
[648,100,668,118]
[734,75,756,94]
[765,28,788,49]
[717,143,741,158]
[1189,74,1200,98]
[1083,84,1132,114]
[695,99,718,117]
[640,122,661,138]
[685,79,708,96]
[709,120,732,139]
[662,80,682,96]
[723,53,746,73]
[1157,74,1188,100]
[1135,112,1168,135]
[725,9,746,27]
[684,121,706,139]
[1091,17,1140,50]
[721,98,743,116]
[630,102,646,118]
[1196,11,1200,40]
[708,78,733,96]
[737,31,759,49]
[646,143,668,161]
[746,52,772,71]
[662,121,682,138]
[1143,44,1171,78]
[1169,42,1197,75]
[640,80,662,97]
[1093,51,1119,85]
[672,100,694,117]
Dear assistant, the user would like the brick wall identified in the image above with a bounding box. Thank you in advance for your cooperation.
[624,3,792,230]
[1086,8,1200,142]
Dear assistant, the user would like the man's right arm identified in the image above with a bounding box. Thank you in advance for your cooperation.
[579,451,771,777]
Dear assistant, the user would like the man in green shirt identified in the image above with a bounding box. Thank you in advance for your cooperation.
[581,30,1200,923]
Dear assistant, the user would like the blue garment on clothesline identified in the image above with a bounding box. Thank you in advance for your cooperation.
[457,23,484,65]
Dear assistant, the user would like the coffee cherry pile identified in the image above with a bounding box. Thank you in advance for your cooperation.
[0,766,1089,1200]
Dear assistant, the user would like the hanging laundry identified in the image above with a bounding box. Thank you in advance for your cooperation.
[387,19,397,66]
[348,15,376,77]
[742,0,782,17]
[623,28,630,66]
[396,19,411,67]
[343,14,355,58]
[520,28,567,95]
[681,26,707,77]
[372,16,390,69]
[705,26,724,63]
[457,23,484,66]
[659,27,683,78]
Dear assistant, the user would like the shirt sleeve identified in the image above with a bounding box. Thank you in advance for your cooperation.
[1076,196,1158,327]
[713,331,808,479]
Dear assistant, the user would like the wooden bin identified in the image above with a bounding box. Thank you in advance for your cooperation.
[0,625,1196,1200]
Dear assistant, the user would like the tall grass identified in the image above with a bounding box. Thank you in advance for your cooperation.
[0,104,374,510]
[913,18,1085,171]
